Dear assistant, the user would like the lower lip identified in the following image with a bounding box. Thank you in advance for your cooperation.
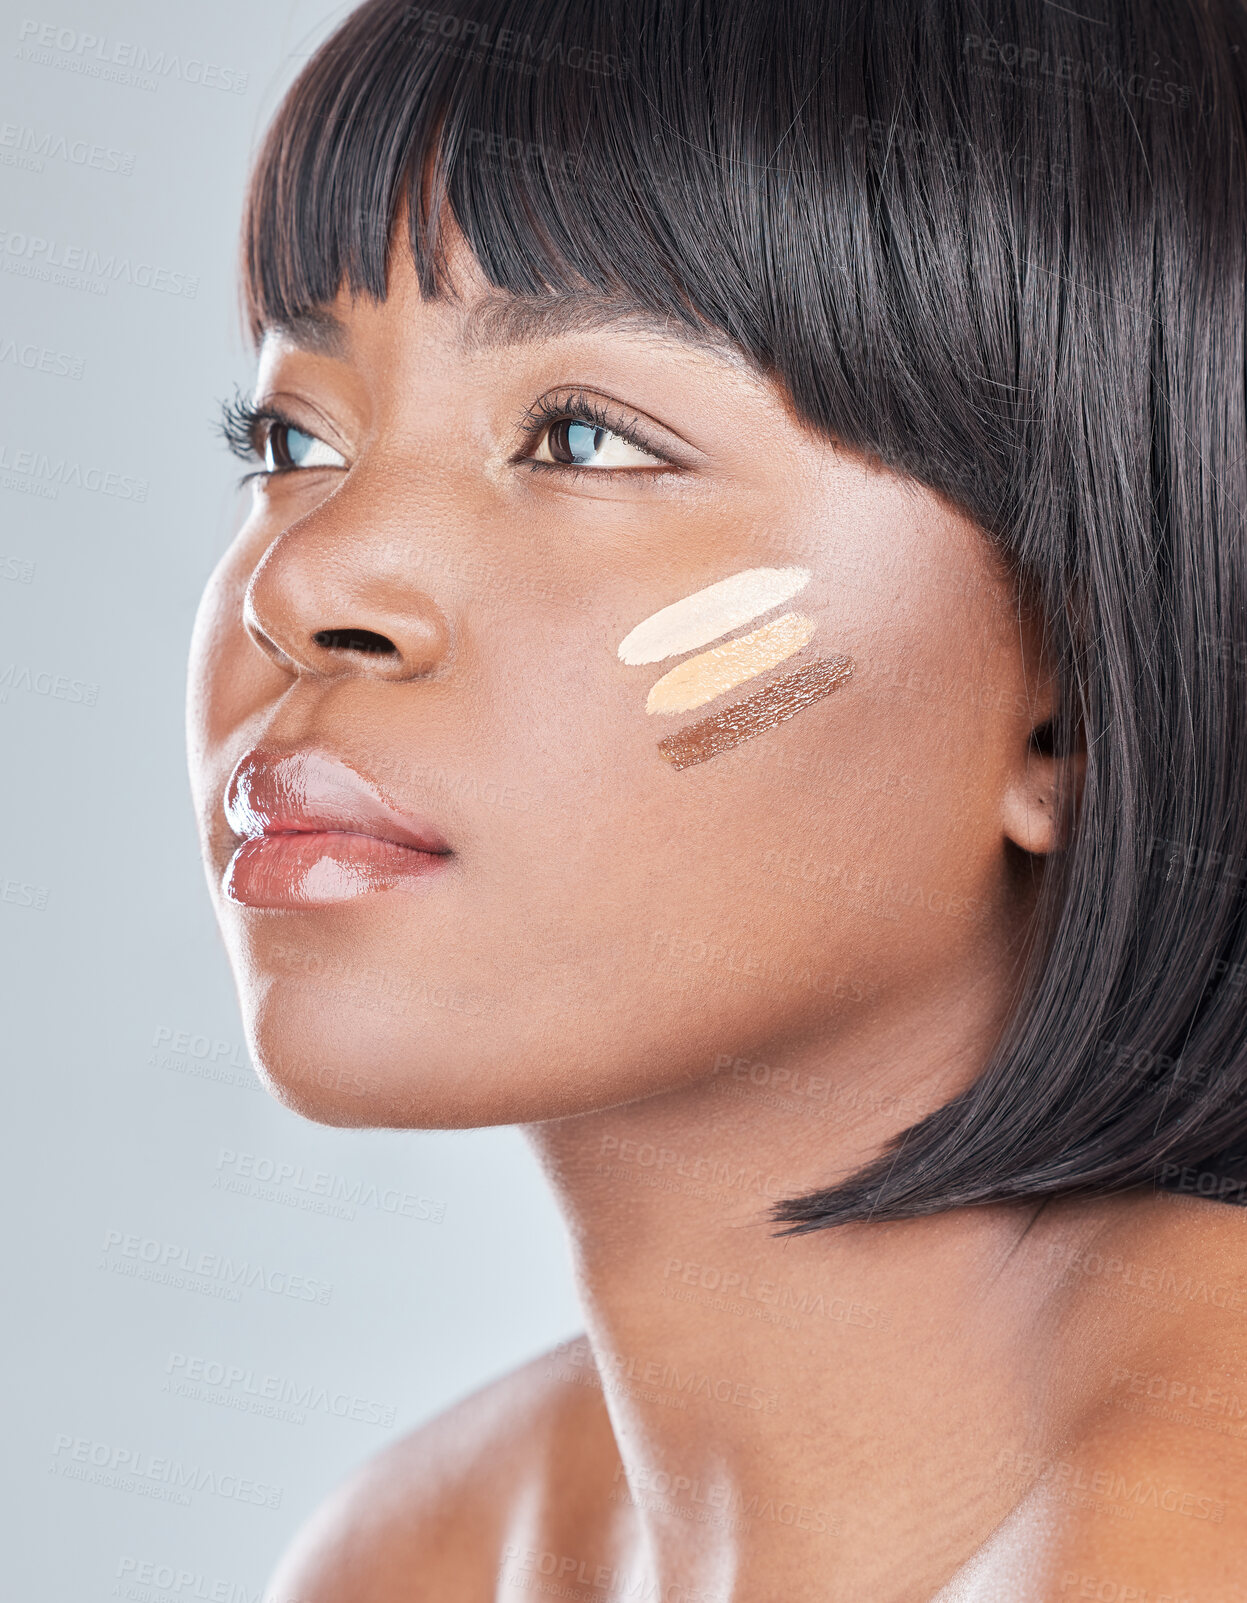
[224,832,449,909]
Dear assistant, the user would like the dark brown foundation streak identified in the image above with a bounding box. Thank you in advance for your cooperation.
[658,655,855,771]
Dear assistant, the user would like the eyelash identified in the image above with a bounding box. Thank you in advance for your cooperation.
[218,392,299,482]
[216,387,673,483]
[513,389,671,479]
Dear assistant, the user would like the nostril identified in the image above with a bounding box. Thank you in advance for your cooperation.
[312,628,398,655]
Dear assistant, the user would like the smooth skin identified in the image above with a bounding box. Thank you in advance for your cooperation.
[188,227,1247,1601]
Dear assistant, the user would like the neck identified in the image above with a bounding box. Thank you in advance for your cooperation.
[525,960,1100,1599]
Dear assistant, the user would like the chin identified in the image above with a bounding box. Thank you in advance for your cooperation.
[238,972,625,1131]
[239,976,491,1128]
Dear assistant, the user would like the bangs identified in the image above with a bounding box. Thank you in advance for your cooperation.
[243,0,1067,535]
[242,0,1247,1228]
[243,0,769,328]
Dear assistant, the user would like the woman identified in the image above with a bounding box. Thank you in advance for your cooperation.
[188,0,1247,1595]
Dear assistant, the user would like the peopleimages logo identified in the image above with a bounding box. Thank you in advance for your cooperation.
[0,335,83,380]
[50,1434,281,1508]
[0,663,99,707]
[99,1229,333,1306]
[0,869,50,911]
[115,1556,267,1603]
[165,1352,397,1429]
[0,441,148,501]
[0,121,135,174]
[16,21,249,95]
[214,1148,448,1224]
[0,227,198,298]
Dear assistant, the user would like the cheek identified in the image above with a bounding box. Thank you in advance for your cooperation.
[574,596,1021,1004]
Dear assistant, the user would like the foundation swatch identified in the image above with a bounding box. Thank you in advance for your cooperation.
[618,567,812,666]
[645,612,816,715]
[657,655,855,770]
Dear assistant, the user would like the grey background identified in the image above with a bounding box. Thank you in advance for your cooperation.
[0,3,581,1595]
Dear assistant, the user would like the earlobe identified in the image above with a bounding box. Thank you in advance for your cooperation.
[1002,722,1085,856]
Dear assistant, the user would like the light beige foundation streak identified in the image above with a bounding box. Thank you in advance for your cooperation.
[617,567,812,666]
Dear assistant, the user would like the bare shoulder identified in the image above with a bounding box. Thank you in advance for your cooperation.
[1021,1412,1247,1601]
[1027,1189,1247,1599]
[266,1336,622,1603]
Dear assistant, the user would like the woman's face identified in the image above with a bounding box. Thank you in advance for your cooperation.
[188,231,1049,1128]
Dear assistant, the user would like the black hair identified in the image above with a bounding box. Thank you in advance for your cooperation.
[242,0,1247,1229]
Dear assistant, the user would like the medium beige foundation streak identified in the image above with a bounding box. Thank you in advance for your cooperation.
[657,656,855,770]
[645,612,816,715]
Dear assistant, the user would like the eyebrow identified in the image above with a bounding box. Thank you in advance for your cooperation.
[265,309,348,357]
[264,294,756,372]
[458,293,755,369]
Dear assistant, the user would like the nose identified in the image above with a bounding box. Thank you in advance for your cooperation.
[243,515,451,682]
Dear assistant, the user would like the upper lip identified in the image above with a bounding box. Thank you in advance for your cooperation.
[224,749,452,855]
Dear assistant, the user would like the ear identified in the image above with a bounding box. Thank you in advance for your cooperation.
[1001,713,1085,856]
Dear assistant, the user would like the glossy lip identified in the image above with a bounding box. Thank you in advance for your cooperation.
[222,749,452,908]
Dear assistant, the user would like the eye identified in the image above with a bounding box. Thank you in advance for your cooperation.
[518,389,671,475]
[217,394,349,480]
[533,417,662,470]
[264,422,346,473]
